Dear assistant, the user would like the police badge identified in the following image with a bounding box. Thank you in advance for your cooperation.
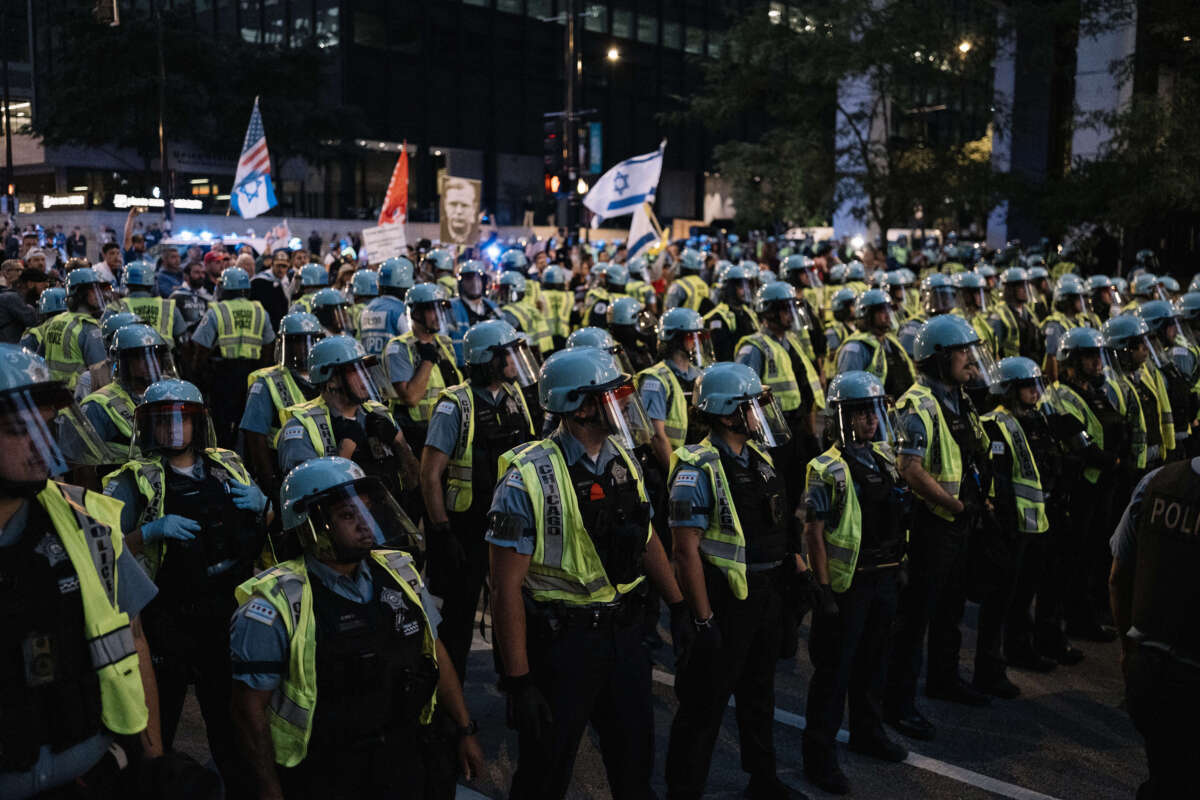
[610,462,629,484]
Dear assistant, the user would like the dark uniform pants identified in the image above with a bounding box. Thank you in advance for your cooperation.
[207,359,256,450]
[665,565,785,799]
[805,568,898,752]
[434,509,490,683]
[1125,646,1200,800]
[510,605,654,800]
[971,524,1031,679]
[1063,476,1113,631]
[886,507,971,712]
[277,727,440,800]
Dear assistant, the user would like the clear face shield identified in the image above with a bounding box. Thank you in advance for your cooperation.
[133,401,216,456]
[76,285,105,315]
[1089,286,1119,314]
[724,278,755,307]
[607,344,636,375]
[495,341,541,388]
[593,383,655,450]
[459,272,489,300]
[1004,280,1031,304]
[631,310,657,338]
[116,345,177,397]
[676,330,716,369]
[295,477,422,565]
[334,358,397,405]
[1162,316,1197,352]
[0,385,113,490]
[958,288,987,313]
[407,301,454,337]
[801,267,823,288]
[1005,376,1053,413]
[279,332,324,378]
[740,389,792,448]
[493,282,524,305]
[315,304,352,335]
[771,299,810,333]
[925,286,957,315]
[867,304,899,333]
[955,343,1000,390]
[835,397,897,450]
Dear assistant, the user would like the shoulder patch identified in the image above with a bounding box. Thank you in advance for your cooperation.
[245,599,278,626]
[505,470,525,489]
[674,470,699,486]
[281,425,305,441]
[990,441,1005,455]
[709,319,724,329]
[248,380,264,395]
[434,400,456,417]
[736,345,754,360]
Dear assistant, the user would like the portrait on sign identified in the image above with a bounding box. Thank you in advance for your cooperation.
[439,175,481,246]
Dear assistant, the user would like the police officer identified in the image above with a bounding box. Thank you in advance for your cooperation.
[951,271,999,356]
[539,265,574,350]
[420,320,538,680]
[823,288,857,380]
[897,273,956,357]
[782,254,825,329]
[989,267,1043,360]
[309,286,355,337]
[240,311,325,505]
[1123,273,1166,315]
[449,260,501,364]
[103,378,265,798]
[885,315,997,740]
[190,266,274,448]
[230,456,484,799]
[1105,314,1171,469]
[358,256,416,356]
[1136,301,1197,455]
[37,267,108,390]
[120,261,185,349]
[666,362,814,800]
[664,248,712,313]
[1086,275,1122,324]
[18,287,67,352]
[578,264,615,329]
[624,255,658,313]
[1108,449,1200,799]
[383,283,464,454]
[607,296,657,373]
[704,263,761,362]
[499,249,545,314]
[736,282,825,511]
[1041,275,1093,382]
[835,288,915,399]
[1027,265,1052,323]
[0,344,164,797]
[802,371,910,794]
[289,263,330,314]
[495,272,555,357]
[487,346,686,800]
[278,335,420,500]
[347,268,379,332]
[167,257,214,344]
[70,311,144,402]
[427,247,459,297]
[80,323,176,459]
[973,358,1052,699]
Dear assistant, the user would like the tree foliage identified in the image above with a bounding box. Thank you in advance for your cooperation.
[26,6,364,185]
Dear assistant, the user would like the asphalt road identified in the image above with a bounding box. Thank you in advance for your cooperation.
[176,603,1145,799]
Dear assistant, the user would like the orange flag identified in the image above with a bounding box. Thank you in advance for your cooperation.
[378,143,409,226]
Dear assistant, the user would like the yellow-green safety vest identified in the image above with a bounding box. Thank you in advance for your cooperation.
[636,361,689,449]
[806,442,899,592]
[735,331,825,413]
[950,308,999,357]
[626,280,657,310]
[384,332,461,423]
[835,331,914,388]
[897,381,986,521]
[437,275,459,297]
[502,301,554,354]
[823,321,852,379]
[213,298,267,360]
[672,438,776,600]
[497,438,650,604]
[282,396,391,457]
[581,287,611,328]
[233,550,436,767]
[990,303,1028,358]
[441,382,535,513]
[247,365,309,446]
[703,303,760,335]
[36,481,148,736]
[82,381,136,443]
[1043,382,1104,484]
[102,448,251,577]
[1110,372,1149,469]
[542,289,574,340]
[121,296,176,341]
[42,312,101,388]
[670,274,709,311]
[292,293,317,314]
[980,406,1049,534]
[1137,363,1175,455]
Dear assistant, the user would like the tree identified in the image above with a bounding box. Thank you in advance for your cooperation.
[26,6,364,192]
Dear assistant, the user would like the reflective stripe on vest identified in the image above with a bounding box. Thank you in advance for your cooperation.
[503,301,554,354]
[636,362,688,449]
[542,289,573,339]
[38,481,148,736]
[981,407,1048,533]
[1045,383,1103,483]
[43,312,96,387]
[247,366,307,446]
[443,382,534,513]
[675,275,709,311]
[122,296,175,340]
[233,550,436,767]
[1138,364,1175,454]
[386,333,460,423]
[898,382,963,521]
[497,438,649,604]
[736,332,809,412]
[84,382,136,440]
[214,299,266,359]
[838,332,888,382]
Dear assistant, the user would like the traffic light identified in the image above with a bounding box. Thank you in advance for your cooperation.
[543,118,563,180]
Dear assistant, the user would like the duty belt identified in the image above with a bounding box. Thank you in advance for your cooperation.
[530,593,641,630]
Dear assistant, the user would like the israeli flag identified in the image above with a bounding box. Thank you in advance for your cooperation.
[583,140,666,224]
[627,203,658,260]
[232,173,278,220]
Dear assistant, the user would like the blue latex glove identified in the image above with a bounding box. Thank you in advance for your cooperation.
[142,514,200,543]
[230,482,268,513]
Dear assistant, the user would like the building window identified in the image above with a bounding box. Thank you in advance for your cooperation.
[292,0,313,41]
[264,0,285,45]
[612,8,632,38]
[464,0,489,7]
[498,0,522,13]
[586,5,607,33]
[706,31,721,58]
[685,25,703,54]
[240,0,261,43]
[316,1,339,48]
[636,12,657,44]
[527,0,551,17]
[663,20,681,49]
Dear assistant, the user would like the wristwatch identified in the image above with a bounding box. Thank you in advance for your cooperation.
[456,719,479,738]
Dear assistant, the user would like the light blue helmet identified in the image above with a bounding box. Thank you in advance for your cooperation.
[405,282,448,306]
[425,248,454,274]
[220,266,251,291]
[113,323,166,352]
[1134,299,1178,337]
[499,250,529,274]
[604,264,629,288]
[351,270,380,298]
[566,326,617,350]
[0,343,53,392]
[758,270,778,285]
[1178,291,1200,322]
[678,248,705,273]
[827,264,848,284]
[975,264,997,280]
[280,311,324,335]
[827,370,886,404]
[846,261,866,281]
[953,271,986,290]
[379,257,416,290]
[854,288,891,318]
[657,307,704,341]
[607,296,646,327]
[625,256,647,280]
[123,261,156,288]
[300,263,330,288]
[141,377,204,405]
[65,267,102,292]
[464,319,521,365]
[1130,273,1162,300]
[540,265,568,287]
[830,287,858,318]
[912,314,981,362]
[308,335,371,385]
[1057,325,1106,363]
[1027,265,1050,281]
[1160,275,1181,295]
[1053,274,1086,304]
[993,356,1043,392]
[1000,266,1029,285]
[460,259,488,276]
[280,456,368,531]
[37,288,68,317]
[1189,274,1200,294]
[100,310,143,342]
[311,287,348,309]
[1102,313,1151,350]
[496,271,527,304]
[754,280,799,313]
[693,362,764,415]
[539,346,626,413]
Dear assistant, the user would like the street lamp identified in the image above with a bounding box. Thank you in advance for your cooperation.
[607,46,620,62]
[958,40,972,54]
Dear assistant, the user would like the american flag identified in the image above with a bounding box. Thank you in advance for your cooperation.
[234,97,271,189]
